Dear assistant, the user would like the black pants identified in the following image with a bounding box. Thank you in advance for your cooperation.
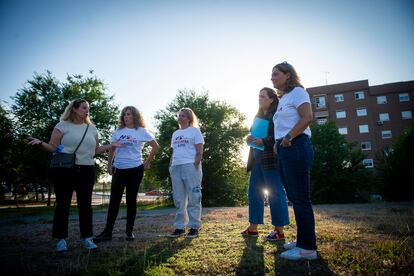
[50,165,95,239]
[105,165,144,233]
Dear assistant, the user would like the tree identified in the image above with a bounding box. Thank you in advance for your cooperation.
[11,70,119,203]
[310,122,375,203]
[151,90,249,206]
[376,123,414,201]
[0,104,15,198]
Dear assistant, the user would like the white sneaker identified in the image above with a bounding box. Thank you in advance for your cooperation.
[283,241,297,250]
[56,239,67,252]
[280,247,317,261]
[82,237,97,250]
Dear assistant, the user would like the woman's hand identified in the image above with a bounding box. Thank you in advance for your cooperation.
[111,140,124,148]
[245,135,254,144]
[27,137,43,146]
[281,138,292,147]
[253,138,264,147]
[246,135,263,146]
[107,164,113,175]
[144,159,151,170]
[273,143,278,155]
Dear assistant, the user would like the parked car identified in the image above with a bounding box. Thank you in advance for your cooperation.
[145,190,163,196]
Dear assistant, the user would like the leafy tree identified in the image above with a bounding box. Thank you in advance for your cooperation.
[0,104,15,198]
[376,123,414,201]
[310,122,375,203]
[151,90,249,206]
[10,70,119,203]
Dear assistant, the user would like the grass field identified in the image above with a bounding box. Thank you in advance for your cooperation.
[0,202,413,275]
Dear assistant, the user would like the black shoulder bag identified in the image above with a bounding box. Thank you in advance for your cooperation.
[50,125,90,168]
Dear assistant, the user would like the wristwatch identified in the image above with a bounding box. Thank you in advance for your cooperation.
[284,133,293,142]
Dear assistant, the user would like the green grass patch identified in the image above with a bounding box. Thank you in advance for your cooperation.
[1,202,413,275]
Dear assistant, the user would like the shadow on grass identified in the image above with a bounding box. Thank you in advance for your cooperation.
[236,236,264,275]
[275,248,334,275]
[86,236,193,275]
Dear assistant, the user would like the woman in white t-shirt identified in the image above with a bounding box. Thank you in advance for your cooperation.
[168,108,204,238]
[271,62,317,261]
[28,99,121,252]
[94,106,159,242]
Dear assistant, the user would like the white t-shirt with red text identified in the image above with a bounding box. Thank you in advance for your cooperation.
[170,127,204,166]
[112,127,154,169]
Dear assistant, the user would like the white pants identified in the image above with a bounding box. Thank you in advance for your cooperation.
[169,163,203,229]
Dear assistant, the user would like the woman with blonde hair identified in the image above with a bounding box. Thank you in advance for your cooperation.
[28,99,121,252]
[168,108,204,238]
[94,106,159,242]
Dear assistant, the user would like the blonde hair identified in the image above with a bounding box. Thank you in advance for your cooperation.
[60,99,92,124]
[179,107,199,128]
[118,106,146,129]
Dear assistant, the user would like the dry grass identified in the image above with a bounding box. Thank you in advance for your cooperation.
[0,202,413,275]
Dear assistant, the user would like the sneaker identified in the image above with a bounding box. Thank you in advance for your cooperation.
[283,241,297,250]
[126,232,135,241]
[240,228,259,237]
[93,230,112,243]
[82,237,98,250]
[56,239,67,252]
[187,228,199,238]
[167,229,185,238]
[264,230,285,241]
[280,247,317,261]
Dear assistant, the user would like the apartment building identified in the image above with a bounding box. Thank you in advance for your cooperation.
[307,80,414,168]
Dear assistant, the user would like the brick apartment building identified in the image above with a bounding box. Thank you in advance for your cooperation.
[307,80,414,169]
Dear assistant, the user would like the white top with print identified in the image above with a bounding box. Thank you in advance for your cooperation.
[273,86,312,139]
[170,127,204,166]
[112,127,154,169]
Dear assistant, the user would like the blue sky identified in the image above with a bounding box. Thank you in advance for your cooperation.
[1,0,413,132]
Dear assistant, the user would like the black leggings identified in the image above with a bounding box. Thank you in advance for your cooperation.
[105,165,144,233]
[51,165,95,239]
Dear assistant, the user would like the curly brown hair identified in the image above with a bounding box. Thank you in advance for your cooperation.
[118,106,146,129]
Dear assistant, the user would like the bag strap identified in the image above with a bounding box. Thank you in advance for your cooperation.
[73,124,89,154]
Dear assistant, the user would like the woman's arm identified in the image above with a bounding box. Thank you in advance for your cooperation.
[281,102,313,147]
[27,128,62,153]
[95,135,123,156]
[107,147,115,175]
[194,143,203,167]
[143,140,159,170]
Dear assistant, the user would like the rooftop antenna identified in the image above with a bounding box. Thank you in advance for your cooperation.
[322,71,330,85]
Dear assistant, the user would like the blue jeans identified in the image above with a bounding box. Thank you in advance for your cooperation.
[248,149,290,227]
[277,134,316,250]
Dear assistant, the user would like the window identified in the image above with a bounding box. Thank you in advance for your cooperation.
[399,93,409,102]
[361,141,371,151]
[356,108,367,117]
[359,124,369,133]
[315,95,326,108]
[317,118,328,125]
[336,110,346,119]
[377,96,387,104]
[338,127,348,135]
[379,113,390,121]
[334,94,344,102]
[401,110,412,119]
[363,159,374,168]
[355,91,365,100]
[381,130,392,139]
